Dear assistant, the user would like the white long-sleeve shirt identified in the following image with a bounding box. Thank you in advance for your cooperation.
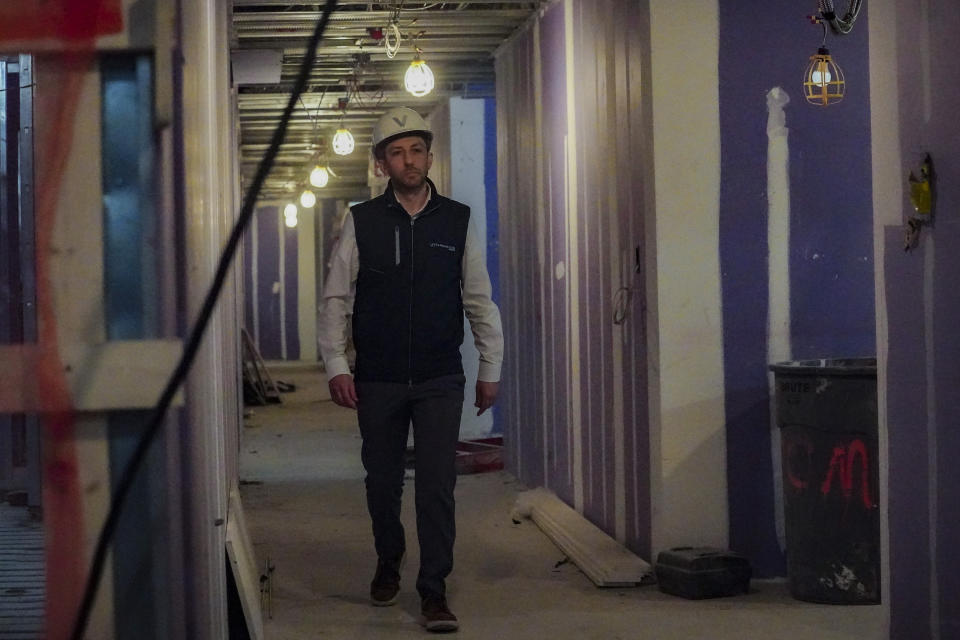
[318,202,504,382]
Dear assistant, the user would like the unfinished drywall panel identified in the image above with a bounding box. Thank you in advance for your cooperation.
[649,0,728,553]
[497,0,652,557]
[496,16,542,488]
[539,3,573,505]
[179,0,241,634]
[569,0,653,551]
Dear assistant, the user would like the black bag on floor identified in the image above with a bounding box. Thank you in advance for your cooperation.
[655,547,752,599]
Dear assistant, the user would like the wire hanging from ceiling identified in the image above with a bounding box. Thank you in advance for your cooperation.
[817,0,864,35]
[345,52,386,108]
[384,19,402,58]
[374,2,446,10]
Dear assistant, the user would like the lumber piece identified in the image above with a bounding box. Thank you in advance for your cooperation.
[515,487,653,587]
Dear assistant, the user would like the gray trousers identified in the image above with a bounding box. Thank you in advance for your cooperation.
[356,373,465,600]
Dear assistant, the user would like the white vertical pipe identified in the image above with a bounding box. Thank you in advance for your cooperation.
[766,86,791,552]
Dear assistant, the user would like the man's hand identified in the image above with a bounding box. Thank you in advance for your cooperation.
[328,373,358,410]
[475,380,499,416]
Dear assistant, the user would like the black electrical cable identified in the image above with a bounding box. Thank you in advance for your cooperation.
[69,1,339,638]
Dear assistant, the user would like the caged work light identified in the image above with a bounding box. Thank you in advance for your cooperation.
[299,189,317,209]
[803,46,845,106]
[309,165,330,188]
[405,53,435,97]
[332,127,355,156]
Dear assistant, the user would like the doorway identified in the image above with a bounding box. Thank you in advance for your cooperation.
[0,52,44,640]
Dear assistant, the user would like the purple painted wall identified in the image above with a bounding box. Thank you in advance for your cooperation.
[719,4,875,577]
[886,2,960,636]
[255,206,282,359]
[498,22,541,487]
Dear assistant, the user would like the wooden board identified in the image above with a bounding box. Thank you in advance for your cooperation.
[516,487,653,587]
[226,488,264,640]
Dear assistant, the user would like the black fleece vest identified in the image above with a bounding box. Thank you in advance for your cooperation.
[351,179,471,384]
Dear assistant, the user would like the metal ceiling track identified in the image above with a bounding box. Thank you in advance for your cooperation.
[232,0,544,201]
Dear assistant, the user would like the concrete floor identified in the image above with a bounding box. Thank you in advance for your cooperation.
[240,366,886,639]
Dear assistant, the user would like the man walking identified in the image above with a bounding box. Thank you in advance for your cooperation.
[318,107,503,632]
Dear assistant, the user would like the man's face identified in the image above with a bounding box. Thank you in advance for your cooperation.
[378,135,432,192]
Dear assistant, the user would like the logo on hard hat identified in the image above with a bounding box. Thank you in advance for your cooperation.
[392,116,407,127]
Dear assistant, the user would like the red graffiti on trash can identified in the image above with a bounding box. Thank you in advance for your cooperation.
[820,439,873,508]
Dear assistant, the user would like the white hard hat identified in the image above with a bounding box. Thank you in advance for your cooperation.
[372,107,433,151]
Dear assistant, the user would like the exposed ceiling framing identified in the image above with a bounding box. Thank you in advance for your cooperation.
[232,1,544,201]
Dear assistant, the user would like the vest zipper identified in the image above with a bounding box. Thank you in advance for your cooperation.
[408,217,415,387]
[394,225,400,265]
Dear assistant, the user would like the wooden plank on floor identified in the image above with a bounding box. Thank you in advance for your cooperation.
[516,487,653,587]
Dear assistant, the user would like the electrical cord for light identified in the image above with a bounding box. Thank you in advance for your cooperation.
[344,55,385,108]
[68,2,339,638]
[298,85,328,134]
[375,2,444,10]
[384,19,402,58]
[397,2,444,10]
[817,0,863,34]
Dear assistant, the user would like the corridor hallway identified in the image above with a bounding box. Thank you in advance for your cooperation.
[239,365,883,640]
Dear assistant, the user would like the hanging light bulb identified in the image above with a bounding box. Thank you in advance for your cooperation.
[285,212,298,228]
[803,46,845,106]
[405,54,435,97]
[299,189,317,208]
[332,127,355,156]
[310,165,330,188]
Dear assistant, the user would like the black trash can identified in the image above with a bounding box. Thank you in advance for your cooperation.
[769,358,880,604]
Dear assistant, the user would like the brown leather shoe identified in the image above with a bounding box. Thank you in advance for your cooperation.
[370,559,400,606]
[420,595,458,632]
